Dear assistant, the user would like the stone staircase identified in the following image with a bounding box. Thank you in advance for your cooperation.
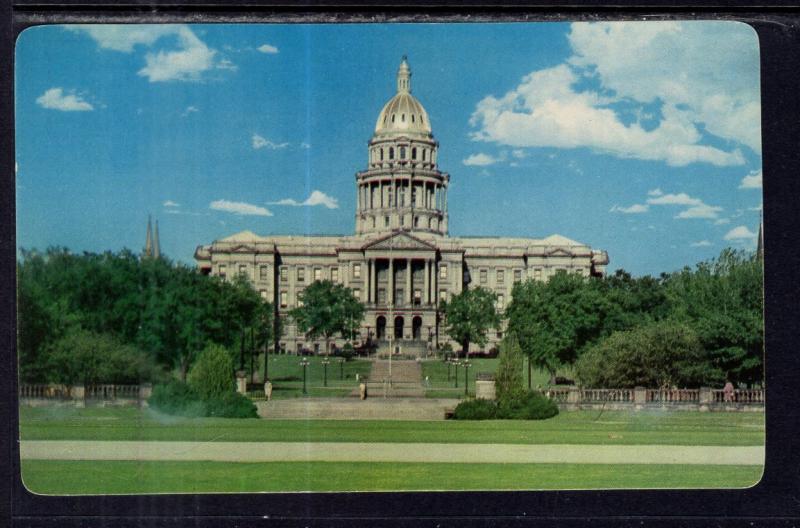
[357,359,426,398]
[376,339,429,358]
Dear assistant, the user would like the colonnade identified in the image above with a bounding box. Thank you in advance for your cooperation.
[357,179,447,212]
[365,257,438,306]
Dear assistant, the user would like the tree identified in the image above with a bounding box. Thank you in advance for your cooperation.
[574,320,707,389]
[289,280,365,356]
[495,337,525,402]
[441,286,501,356]
[188,343,235,400]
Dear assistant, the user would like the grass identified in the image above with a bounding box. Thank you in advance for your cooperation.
[19,406,765,446]
[420,357,562,398]
[20,459,763,493]
[248,355,372,399]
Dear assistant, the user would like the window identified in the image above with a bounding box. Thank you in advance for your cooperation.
[534,268,542,280]
[480,269,488,284]
[297,295,304,307]
[411,114,415,123]
[331,267,339,282]
[412,147,417,159]
[280,266,288,282]
[514,269,522,283]
[371,217,376,228]
[280,342,286,354]
[497,294,504,308]
[314,268,322,281]
[353,288,361,300]
[380,148,384,161]
[353,263,361,279]
[497,331,503,340]
[422,149,426,161]
[400,215,404,226]
[239,264,247,276]
[391,114,396,123]
[280,291,288,308]
[414,216,419,227]
[439,264,448,280]
[400,146,406,158]
[385,216,390,227]
[218,264,226,279]
[439,289,448,302]
[297,268,305,282]
[414,289,422,305]
[260,265,269,281]
[497,269,505,283]
[260,290,268,299]
[395,289,403,304]
[378,288,386,304]
[389,147,394,159]
[401,114,405,122]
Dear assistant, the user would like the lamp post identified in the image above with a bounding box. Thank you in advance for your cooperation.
[463,360,471,396]
[339,358,345,380]
[322,358,330,387]
[300,358,309,395]
[453,360,460,388]
[447,359,452,381]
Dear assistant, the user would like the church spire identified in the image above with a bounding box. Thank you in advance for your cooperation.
[144,215,153,258]
[397,55,411,94]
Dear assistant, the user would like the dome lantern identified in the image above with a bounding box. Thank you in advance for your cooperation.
[397,55,411,93]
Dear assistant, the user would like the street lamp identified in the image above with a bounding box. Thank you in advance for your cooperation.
[339,357,345,380]
[300,358,310,395]
[463,360,472,396]
[453,360,461,388]
[447,359,452,381]
[322,358,330,387]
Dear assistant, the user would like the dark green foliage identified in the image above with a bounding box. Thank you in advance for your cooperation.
[188,344,235,400]
[496,391,560,420]
[451,398,497,420]
[17,248,272,383]
[203,392,259,418]
[289,280,365,356]
[338,342,355,361]
[575,320,707,388]
[441,287,501,354]
[148,380,257,419]
[495,337,525,402]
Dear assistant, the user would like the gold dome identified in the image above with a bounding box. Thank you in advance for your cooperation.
[374,57,432,138]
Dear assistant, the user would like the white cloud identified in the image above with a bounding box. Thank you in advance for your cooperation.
[463,153,502,166]
[252,134,289,150]
[67,25,231,83]
[181,106,199,117]
[675,204,723,219]
[163,200,180,207]
[469,22,759,167]
[210,199,272,216]
[646,191,722,219]
[36,88,94,111]
[691,240,712,247]
[739,168,762,189]
[610,203,649,214]
[714,218,731,225]
[647,188,663,197]
[257,43,279,54]
[647,193,702,206]
[724,225,757,240]
[270,190,339,209]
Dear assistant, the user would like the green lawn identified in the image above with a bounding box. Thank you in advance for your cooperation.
[252,355,371,399]
[20,459,763,493]
[19,406,765,446]
[420,357,562,397]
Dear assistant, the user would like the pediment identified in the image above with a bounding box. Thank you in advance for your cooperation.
[363,231,436,252]
[546,247,574,257]
[230,244,257,253]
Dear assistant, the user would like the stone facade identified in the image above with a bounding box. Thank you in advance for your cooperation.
[194,57,609,356]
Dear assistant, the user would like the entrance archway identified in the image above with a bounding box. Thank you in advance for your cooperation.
[376,316,386,340]
[394,316,404,340]
[412,316,423,340]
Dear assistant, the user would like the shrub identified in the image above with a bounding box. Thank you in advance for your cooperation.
[204,392,258,418]
[452,398,497,420]
[338,342,355,361]
[495,337,525,402]
[188,343,235,400]
[148,380,207,417]
[496,391,559,420]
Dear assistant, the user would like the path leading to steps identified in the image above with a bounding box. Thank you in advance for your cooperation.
[20,441,764,466]
[350,359,425,398]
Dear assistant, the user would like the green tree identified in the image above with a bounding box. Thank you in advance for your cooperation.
[188,343,235,400]
[574,320,707,389]
[495,337,525,402]
[441,286,501,356]
[290,280,365,356]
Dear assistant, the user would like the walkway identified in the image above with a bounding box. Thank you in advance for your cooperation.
[20,441,764,466]
[354,359,425,398]
[256,397,458,420]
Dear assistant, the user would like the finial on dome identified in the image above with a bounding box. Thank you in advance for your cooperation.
[397,55,411,94]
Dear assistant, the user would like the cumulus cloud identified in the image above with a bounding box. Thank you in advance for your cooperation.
[67,25,233,83]
[210,199,272,216]
[610,203,649,214]
[714,218,731,225]
[691,240,712,247]
[269,190,339,209]
[257,43,279,54]
[739,168,762,189]
[36,88,94,111]
[647,188,663,197]
[724,225,757,240]
[163,200,180,207]
[644,191,723,219]
[469,22,759,167]
[463,153,502,166]
[252,134,289,150]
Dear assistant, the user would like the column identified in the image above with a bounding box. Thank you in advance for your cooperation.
[406,259,412,305]
[424,259,430,305]
[433,260,438,304]
[379,181,383,209]
[388,258,394,306]
[368,259,374,303]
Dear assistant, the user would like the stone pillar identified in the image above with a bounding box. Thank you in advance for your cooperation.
[634,386,647,410]
[699,386,712,412]
[567,387,580,404]
[433,260,439,304]
[368,259,374,303]
[139,383,152,408]
[424,259,430,305]
[388,258,394,306]
[236,371,247,394]
[71,383,85,408]
[406,259,412,305]
[475,380,496,400]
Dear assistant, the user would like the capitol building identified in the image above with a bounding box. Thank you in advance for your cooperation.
[195,57,609,355]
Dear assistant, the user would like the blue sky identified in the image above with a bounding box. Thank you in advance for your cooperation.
[16,22,763,276]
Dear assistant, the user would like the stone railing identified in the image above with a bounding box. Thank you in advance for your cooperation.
[19,383,153,408]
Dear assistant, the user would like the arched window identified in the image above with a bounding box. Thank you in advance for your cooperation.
[422,149,427,161]
[380,148,384,161]
[389,147,394,160]
[420,115,424,124]
[391,114,396,123]
[383,115,387,124]
[400,146,406,159]
[411,115,415,123]
[414,216,419,227]
[401,114,405,122]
